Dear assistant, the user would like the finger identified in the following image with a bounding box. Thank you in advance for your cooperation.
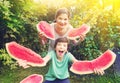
[94,68,101,75]
[100,69,105,75]
[39,32,44,35]
[79,34,86,41]
[17,60,27,67]
[93,68,97,74]
[96,69,105,75]
[23,65,30,69]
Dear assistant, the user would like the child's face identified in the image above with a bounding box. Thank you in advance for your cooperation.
[56,14,69,29]
[55,42,68,58]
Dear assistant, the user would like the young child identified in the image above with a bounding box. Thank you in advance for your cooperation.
[18,37,104,83]
[43,37,77,83]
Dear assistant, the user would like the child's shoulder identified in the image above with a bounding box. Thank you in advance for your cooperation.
[66,51,73,55]
[46,50,56,58]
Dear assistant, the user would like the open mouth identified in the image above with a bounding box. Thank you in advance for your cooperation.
[58,50,64,55]
[59,50,64,53]
[59,23,66,26]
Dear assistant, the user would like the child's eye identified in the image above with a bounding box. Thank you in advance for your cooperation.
[57,43,61,46]
[63,44,67,47]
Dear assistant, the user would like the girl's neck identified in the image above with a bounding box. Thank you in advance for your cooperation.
[55,24,68,36]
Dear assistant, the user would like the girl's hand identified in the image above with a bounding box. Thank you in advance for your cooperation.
[17,60,30,69]
[93,68,105,75]
[79,34,86,42]
[38,32,45,38]
[68,34,86,44]
[38,32,48,45]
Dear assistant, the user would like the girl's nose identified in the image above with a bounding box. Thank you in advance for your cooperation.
[61,20,65,24]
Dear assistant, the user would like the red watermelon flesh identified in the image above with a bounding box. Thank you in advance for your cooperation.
[92,49,116,70]
[20,74,43,83]
[37,21,55,40]
[70,61,94,74]
[6,41,45,67]
[67,24,90,39]
[70,49,116,75]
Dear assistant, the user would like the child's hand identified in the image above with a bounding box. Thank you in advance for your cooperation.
[17,60,30,69]
[93,68,105,75]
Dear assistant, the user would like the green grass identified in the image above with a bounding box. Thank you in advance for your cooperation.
[0,66,120,83]
[0,66,47,83]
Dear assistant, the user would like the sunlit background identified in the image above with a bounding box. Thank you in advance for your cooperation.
[0,0,120,83]
[33,0,120,10]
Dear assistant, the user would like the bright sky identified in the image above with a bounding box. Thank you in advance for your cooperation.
[33,0,76,8]
[33,0,120,10]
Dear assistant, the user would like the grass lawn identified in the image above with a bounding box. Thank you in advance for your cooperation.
[0,66,120,83]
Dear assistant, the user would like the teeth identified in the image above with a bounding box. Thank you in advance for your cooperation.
[59,51,63,53]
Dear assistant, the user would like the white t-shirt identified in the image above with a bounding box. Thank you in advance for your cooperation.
[48,23,73,51]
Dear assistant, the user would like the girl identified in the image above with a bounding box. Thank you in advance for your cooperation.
[39,8,85,51]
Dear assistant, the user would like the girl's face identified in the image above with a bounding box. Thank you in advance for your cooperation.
[55,42,68,58]
[56,14,69,29]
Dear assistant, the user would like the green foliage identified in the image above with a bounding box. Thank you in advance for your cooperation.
[0,0,120,80]
[0,49,17,69]
[69,1,120,60]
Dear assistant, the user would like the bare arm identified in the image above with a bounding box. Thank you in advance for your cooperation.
[43,55,51,65]
[17,54,51,68]
[71,55,78,63]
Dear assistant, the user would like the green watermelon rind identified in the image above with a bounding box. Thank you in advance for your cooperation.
[70,49,116,75]
[6,41,46,67]
[20,74,43,83]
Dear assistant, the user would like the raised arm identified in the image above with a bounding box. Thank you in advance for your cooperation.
[43,55,51,65]
[17,54,51,69]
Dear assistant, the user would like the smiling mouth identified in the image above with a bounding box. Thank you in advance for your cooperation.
[59,23,65,26]
[60,24,64,26]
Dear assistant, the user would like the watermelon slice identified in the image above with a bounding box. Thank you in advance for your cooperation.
[5,41,45,67]
[67,24,90,39]
[20,74,43,83]
[37,21,55,40]
[70,49,116,75]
